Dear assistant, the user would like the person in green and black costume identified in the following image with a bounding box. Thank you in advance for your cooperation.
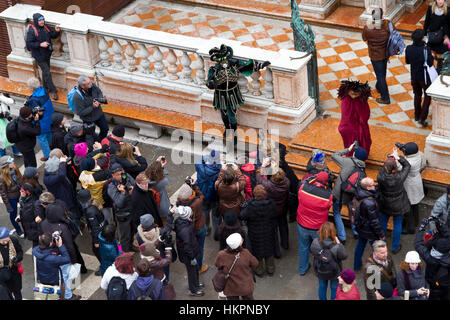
[206,44,270,144]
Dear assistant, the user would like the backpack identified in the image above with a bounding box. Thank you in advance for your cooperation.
[348,196,372,227]
[314,245,340,280]
[25,24,50,52]
[102,179,114,209]
[242,170,257,192]
[129,279,158,300]
[149,188,160,207]
[6,118,20,143]
[67,86,84,112]
[106,276,128,300]
[386,22,405,58]
[340,158,366,196]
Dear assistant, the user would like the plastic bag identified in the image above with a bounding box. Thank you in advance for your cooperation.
[68,263,81,280]
[0,118,13,149]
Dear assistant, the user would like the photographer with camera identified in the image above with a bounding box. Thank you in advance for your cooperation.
[107,163,136,253]
[16,106,41,167]
[111,142,147,179]
[73,75,109,141]
[429,186,450,235]
[0,93,21,158]
[25,77,55,162]
[415,216,450,300]
[64,122,98,159]
[0,227,23,300]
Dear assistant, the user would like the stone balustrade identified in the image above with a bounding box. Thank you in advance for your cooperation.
[0,3,316,139]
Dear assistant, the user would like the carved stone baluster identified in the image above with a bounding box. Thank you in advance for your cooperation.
[153,46,165,78]
[61,31,70,61]
[137,43,151,74]
[98,36,111,67]
[167,49,179,80]
[194,53,205,85]
[111,39,124,70]
[238,73,249,94]
[125,41,137,72]
[251,71,262,96]
[180,51,192,82]
[262,68,273,99]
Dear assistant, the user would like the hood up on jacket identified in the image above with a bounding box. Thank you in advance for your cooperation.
[136,275,155,291]
[33,13,44,28]
[355,187,376,200]
[45,203,66,223]
[241,163,255,173]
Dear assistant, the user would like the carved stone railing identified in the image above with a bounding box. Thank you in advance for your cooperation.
[0,4,315,139]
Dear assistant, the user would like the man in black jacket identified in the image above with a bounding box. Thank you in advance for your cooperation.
[16,106,41,167]
[25,13,60,100]
[73,75,109,141]
[50,113,68,155]
[18,183,40,247]
[64,122,97,158]
[353,177,385,271]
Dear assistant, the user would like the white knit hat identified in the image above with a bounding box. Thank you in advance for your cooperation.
[405,251,421,264]
[226,233,242,250]
[175,206,192,220]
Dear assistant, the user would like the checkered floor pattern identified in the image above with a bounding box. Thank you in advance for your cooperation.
[114,2,431,130]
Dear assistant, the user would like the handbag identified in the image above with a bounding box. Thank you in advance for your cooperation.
[212,252,240,292]
[424,48,438,85]
[427,28,444,45]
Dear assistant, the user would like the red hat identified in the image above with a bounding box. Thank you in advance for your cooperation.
[316,171,329,182]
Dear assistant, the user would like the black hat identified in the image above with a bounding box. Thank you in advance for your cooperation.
[412,29,425,42]
[112,125,125,138]
[209,44,233,62]
[51,113,64,126]
[80,157,95,172]
[77,189,91,203]
[110,163,123,173]
[403,142,419,155]
[224,210,237,226]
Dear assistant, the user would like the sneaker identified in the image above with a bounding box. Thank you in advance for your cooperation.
[198,283,205,289]
[9,229,16,236]
[376,98,391,105]
[18,233,25,239]
[198,265,209,274]
[189,290,205,297]
[13,152,23,157]
[218,291,227,300]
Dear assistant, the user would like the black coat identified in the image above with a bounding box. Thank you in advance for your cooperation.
[111,155,148,179]
[354,187,384,240]
[16,117,41,153]
[50,124,68,155]
[377,157,411,216]
[0,236,23,293]
[214,220,247,251]
[405,42,434,82]
[63,131,97,159]
[19,194,40,243]
[423,6,450,53]
[43,163,76,210]
[73,84,105,123]
[81,203,105,245]
[240,198,276,259]
[174,218,200,264]
[131,185,162,227]
[25,13,60,63]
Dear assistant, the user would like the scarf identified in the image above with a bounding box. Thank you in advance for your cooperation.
[431,247,443,259]
[0,239,17,268]
[373,256,389,268]
[435,6,444,16]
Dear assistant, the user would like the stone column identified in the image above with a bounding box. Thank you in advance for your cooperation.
[424,76,450,171]
[298,0,340,20]
[359,0,406,26]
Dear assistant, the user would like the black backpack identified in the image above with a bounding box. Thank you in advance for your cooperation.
[129,279,158,300]
[242,170,257,192]
[341,158,366,196]
[6,118,19,143]
[106,276,128,300]
[102,179,114,209]
[314,244,340,280]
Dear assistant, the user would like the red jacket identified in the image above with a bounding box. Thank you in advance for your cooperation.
[335,284,360,300]
[297,180,332,230]
[240,163,255,199]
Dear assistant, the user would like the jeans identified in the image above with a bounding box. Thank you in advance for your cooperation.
[196,225,207,269]
[318,278,338,300]
[371,59,390,101]
[332,200,352,241]
[0,146,21,156]
[411,80,431,122]
[60,263,73,299]
[8,198,23,235]
[353,237,375,270]
[37,132,52,159]
[201,201,220,234]
[37,58,57,94]
[93,113,109,141]
[297,223,318,274]
[381,214,402,251]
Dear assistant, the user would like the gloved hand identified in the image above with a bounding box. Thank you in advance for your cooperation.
[255,60,271,71]
[206,80,216,90]
[11,256,17,264]
[190,259,197,266]
[419,218,430,232]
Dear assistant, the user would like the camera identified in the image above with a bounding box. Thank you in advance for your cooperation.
[160,231,173,247]
[52,231,60,241]
[395,142,406,151]
[121,173,128,185]
[161,156,165,162]
[0,111,12,121]
[132,141,139,152]
[353,140,359,149]
[66,157,72,163]
[185,176,192,186]
[31,106,45,115]
[94,97,108,105]
[83,122,96,135]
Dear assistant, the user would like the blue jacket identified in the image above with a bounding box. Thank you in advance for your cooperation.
[32,245,70,285]
[195,156,221,202]
[43,163,76,210]
[127,275,165,300]
[98,233,120,276]
[27,87,55,134]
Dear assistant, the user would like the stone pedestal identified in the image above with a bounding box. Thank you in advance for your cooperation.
[298,0,340,20]
[403,0,423,13]
[424,76,450,171]
[359,0,405,25]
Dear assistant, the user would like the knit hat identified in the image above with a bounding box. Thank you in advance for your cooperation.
[403,142,419,156]
[140,214,154,229]
[112,125,125,138]
[378,282,393,299]
[139,243,159,259]
[74,142,88,157]
[175,206,192,220]
[69,122,83,136]
[316,171,329,183]
[77,189,91,203]
[19,106,32,119]
[339,269,355,284]
[412,28,425,42]
[224,210,237,226]
[226,233,242,250]
[312,149,325,164]
[354,147,368,161]
[81,157,95,172]
[110,163,123,173]
[0,156,13,168]
[405,251,421,264]
[45,156,60,173]
[0,227,10,240]
[177,183,193,201]
[51,113,64,126]
[205,150,220,165]
[24,167,38,179]
[49,148,64,159]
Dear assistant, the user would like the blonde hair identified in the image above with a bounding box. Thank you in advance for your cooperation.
[431,0,448,14]
[27,77,41,90]
[91,198,103,211]
[0,165,22,187]
[116,143,138,165]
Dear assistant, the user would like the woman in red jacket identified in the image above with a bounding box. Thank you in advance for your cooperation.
[335,269,360,300]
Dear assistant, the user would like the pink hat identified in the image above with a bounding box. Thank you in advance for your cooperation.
[74,142,88,157]
[340,269,355,284]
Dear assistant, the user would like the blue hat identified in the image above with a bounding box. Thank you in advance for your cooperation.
[313,152,325,164]
[354,147,368,161]
[0,227,10,240]
[205,150,220,165]
[81,157,95,172]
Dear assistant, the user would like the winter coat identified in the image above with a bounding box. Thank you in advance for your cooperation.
[107,174,135,218]
[81,203,105,245]
[214,248,259,297]
[79,168,111,205]
[332,148,366,202]
[127,275,165,300]
[401,152,426,205]
[73,83,105,123]
[405,42,434,82]
[19,194,40,243]
[25,13,60,63]
[278,142,300,194]
[423,5,450,53]
[63,130,97,159]
[26,87,54,134]
[136,226,160,251]
[112,155,147,180]
[310,238,347,279]
[256,173,290,218]
[362,19,390,61]
[98,233,121,276]
[174,218,200,264]
[40,201,78,264]
[297,179,333,230]
[32,245,70,285]
[16,117,41,153]
[429,193,450,233]
[363,255,397,300]
[241,163,256,199]
[240,198,276,259]
[0,172,21,209]
[43,163,76,210]
[149,168,170,218]
[147,248,172,282]
[100,264,138,291]
[377,156,411,216]
[131,185,163,227]
[101,135,121,156]
[176,185,205,232]
[214,220,247,251]
[335,283,360,300]
[397,267,429,300]
[0,236,23,293]
[195,156,221,202]
[354,187,384,240]
[50,124,68,155]
[215,167,246,216]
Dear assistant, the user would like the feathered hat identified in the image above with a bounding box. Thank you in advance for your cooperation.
[209,44,233,62]
[338,79,371,101]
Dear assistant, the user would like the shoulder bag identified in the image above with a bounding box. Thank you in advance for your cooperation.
[423,47,438,85]
[212,252,240,292]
